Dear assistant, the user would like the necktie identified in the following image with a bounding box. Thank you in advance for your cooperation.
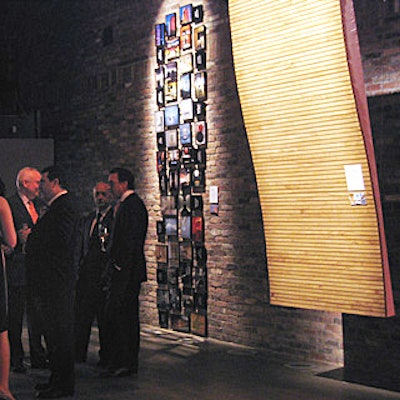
[28,201,39,224]
[91,212,102,237]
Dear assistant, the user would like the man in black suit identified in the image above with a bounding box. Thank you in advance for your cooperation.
[103,167,148,377]
[7,167,48,373]
[74,181,113,366]
[25,166,79,399]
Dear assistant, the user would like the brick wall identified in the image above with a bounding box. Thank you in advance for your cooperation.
[5,0,399,367]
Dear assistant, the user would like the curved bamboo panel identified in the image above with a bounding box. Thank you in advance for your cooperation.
[229,0,394,316]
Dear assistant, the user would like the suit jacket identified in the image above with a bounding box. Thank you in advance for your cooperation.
[6,194,44,287]
[25,192,79,299]
[109,192,148,297]
[74,207,113,279]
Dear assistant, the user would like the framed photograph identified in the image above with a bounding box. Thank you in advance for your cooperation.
[183,296,194,315]
[181,146,195,167]
[156,220,165,241]
[180,25,192,50]
[180,98,193,122]
[156,88,165,107]
[157,288,170,310]
[168,266,178,287]
[180,53,193,74]
[180,4,193,25]
[157,267,168,285]
[194,101,206,120]
[180,73,191,99]
[194,71,207,101]
[155,110,164,133]
[191,195,203,215]
[159,171,168,195]
[165,13,177,37]
[155,244,168,264]
[171,314,190,333]
[156,151,166,173]
[156,132,166,150]
[193,5,204,23]
[165,129,178,149]
[180,240,193,261]
[156,46,165,65]
[191,312,207,336]
[168,239,179,261]
[155,23,166,47]
[191,215,204,243]
[180,168,191,187]
[168,169,179,195]
[155,66,164,89]
[158,310,169,328]
[165,37,180,60]
[195,245,207,266]
[195,50,206,70]
[181,215,191,240]
[192,167,205,193]
[179,122,191,146]
[164,104,179,128]
[165,215,178,236]
[161,195,177,215]
[194,25,206,51]
[168,149,180,170]
[195,148,206,168]
[194,121,207,148]
[194,291,207,311]
[165,62,177,102]
[170,287,182,314]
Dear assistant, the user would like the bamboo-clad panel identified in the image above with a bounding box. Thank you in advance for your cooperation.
[228,0,394,316]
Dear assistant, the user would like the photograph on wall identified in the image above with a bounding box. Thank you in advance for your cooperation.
[180,4,193,25]
[170,287,182,314]
[156,151,166,173]
[168,149,180,170]
[192,167,205,193]
[168,239,179,261]
[157,267,168,285]
[180,73,191,99]
[164,104,179,128]
[168,169,179,195]
[155,66,164,89]
[155,244,168,264]
[195,148,206,168]
[191,195,203,214]
[180,168,191,190]
[179,122,191,146]
[166,12,177,37]
[168,266,178,287]
[155,110,164,133]
[181,146,195,167]
[157,132,166,150]
[158,310,169,328]
[195,245,207,266]
[180,240,193,261]
[180,25,192,50]
[157,88,165,107]
[194,121,207,148]
[156,220,165,240]
[191,313,207,336]
[171,314,190,333]
[193,5,204,23]
[180,53,193,74]
[157,288,170,309]
[194,25,206,51]
[194,72,207,101]
[195,50,206,70]
[165,129,178,149]
[180,98,193,122]
[159,171,168,195]
[165,62,177,102]
[165,37,180,60]
[161,195,177,215]
[191,215,204,244]
[157,47,165,65]
[181,215,191,240]
[155,23,166,47]
[165,215,178,236]
[194,101,206,120]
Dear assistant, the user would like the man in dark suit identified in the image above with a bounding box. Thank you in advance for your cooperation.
[74,181,113,366]
[7,167,48,373]
[103,167,148,377]
[25,166,79,399]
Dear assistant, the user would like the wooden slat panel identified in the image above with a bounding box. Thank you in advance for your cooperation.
[229,0,394,316]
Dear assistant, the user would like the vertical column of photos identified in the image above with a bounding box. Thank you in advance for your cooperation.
[154,4,208,336]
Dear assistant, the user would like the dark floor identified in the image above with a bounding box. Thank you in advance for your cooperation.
[9,325,400,399]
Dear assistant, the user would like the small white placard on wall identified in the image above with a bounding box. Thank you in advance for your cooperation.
[210,186,218,204]
[344,164,365,192]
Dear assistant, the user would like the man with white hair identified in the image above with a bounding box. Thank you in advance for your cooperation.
[7,167,48,372]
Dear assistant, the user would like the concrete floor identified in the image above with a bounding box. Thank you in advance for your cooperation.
[9,325,400,400]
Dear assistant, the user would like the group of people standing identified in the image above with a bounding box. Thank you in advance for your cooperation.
[0,166,148,399]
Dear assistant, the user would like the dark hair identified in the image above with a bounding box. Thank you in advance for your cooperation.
[0,177,5,197]
[41,165,69,189]
[110,167,135,190]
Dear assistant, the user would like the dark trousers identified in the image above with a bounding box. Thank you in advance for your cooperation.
[38,290,75,391]
[26,290,48,367]
[105,283,141,372]
[8,285,26,366]
[75,282,109,364]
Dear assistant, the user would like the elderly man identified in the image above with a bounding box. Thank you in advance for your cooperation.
[74,181,113,366]
[7,167,48,373]
[26,166,79,399]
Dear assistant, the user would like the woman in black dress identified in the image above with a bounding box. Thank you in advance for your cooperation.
[0,178,17,400]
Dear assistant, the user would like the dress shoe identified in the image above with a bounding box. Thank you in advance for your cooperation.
[35,387,74,399]
[12,363,27,373]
